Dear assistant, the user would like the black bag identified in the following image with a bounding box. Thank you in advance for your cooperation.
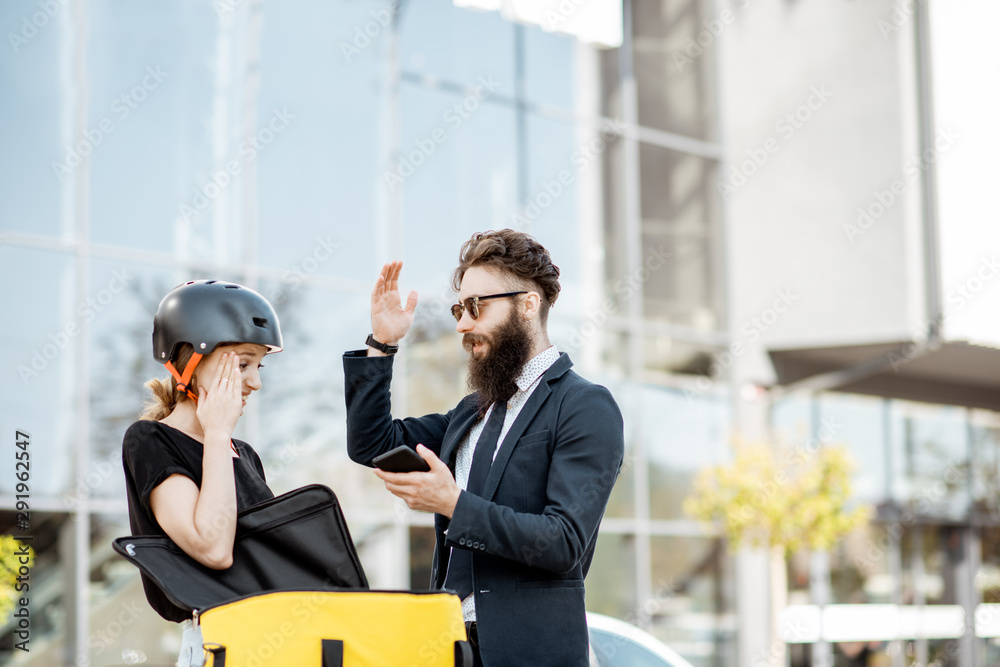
[112,484,369,616]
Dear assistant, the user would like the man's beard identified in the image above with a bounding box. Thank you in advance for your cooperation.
[464,308,533,417]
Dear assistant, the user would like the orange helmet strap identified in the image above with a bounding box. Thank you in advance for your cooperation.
[164,352,204,404]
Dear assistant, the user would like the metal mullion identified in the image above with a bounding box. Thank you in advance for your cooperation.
[619,0,653,630]
[67,0,90,661]
[398,70,724,162]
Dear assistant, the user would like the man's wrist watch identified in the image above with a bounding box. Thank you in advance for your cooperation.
[366,334,399,355]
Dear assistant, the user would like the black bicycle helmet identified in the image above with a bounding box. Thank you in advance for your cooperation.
[152,280,283,401]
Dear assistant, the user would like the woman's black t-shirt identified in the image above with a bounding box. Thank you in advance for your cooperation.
[121,419,274,622]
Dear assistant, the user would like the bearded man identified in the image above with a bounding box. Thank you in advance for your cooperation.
[343,229,624,667]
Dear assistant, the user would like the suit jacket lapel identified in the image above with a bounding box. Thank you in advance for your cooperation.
[481,379,552,501]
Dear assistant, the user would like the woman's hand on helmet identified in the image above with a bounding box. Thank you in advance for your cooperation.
[196,350,242,441]
[371,261,418,346]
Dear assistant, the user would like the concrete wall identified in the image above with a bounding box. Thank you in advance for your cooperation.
[719,0,928,385]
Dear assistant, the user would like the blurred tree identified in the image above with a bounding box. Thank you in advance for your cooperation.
[0,536,33,620]
[683,441,870,554]
[684,441,870,664]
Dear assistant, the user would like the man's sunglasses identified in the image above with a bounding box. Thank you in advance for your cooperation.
[450,292,527,322]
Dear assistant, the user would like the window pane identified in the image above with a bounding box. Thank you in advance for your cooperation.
[639,144,719,331]
[586,533,638,620]
[650,535,735,667]
[890,402,969,519]
[817,393,887,503]
[255,281,373,498]
[87,259,178,503]
[87,0,217,252]
[255,0,382,280]
[633,0,715,140]
[400,0,515,89]
[522,112,581,308]
[644,384,730,521]
[971,417,1000,515]
[830,523,892,605]
[0,1,66,237]
[397,82,518,291]
[0,246,76,497]
[523,25,575,110]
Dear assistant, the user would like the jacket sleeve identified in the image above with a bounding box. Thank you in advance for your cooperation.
[445,382,624,574]
[343,350,457,467]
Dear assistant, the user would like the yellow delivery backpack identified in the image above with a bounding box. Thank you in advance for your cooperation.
[199,590,469,666]
[114,485,471,666]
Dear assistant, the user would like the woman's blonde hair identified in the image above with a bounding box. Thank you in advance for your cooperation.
[138,343,200,421]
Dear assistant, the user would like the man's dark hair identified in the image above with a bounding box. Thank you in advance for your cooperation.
[451,229,561,324]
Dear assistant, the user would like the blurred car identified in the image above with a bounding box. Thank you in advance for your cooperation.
[587,612,697,667]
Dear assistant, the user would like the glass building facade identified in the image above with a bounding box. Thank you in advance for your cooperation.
[0,0,736,664]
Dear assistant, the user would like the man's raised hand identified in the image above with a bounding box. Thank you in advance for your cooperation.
[370,261,418,349]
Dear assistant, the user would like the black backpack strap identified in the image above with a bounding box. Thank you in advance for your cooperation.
[454,640,474,666]
[322,638,344,667]
[203,643,226,667]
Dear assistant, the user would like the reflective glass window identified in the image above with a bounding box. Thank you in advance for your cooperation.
[87,1,216,252]
[255,0,382,280]
[633,0,715,140]
[87,259,178,503]
[0,1,67,238]
[644,384,730,521]
[649,535,735,666]
[0,246,76,496]
[587,532,638,620]
[399,0,515,90]
[889,401,969,519]
[397,82,518,292]
[817,393,887,503]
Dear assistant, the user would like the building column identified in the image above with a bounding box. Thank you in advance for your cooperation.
[735,392,772,666]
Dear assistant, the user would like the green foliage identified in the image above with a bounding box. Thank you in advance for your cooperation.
[683,441,870,555]
[0,536,33,620]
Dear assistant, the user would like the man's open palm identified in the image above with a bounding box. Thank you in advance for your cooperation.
[371,261,418,344]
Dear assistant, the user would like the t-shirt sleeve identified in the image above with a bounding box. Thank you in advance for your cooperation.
[122,421,197,517]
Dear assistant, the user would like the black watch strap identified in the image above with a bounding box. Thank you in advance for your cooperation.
[366,334,399,355]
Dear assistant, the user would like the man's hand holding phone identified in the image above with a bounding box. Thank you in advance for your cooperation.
[372,444,461,518]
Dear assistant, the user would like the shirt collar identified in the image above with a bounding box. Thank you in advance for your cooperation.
[514,345,560,393]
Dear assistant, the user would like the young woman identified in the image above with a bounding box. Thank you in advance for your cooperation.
[121,280,283,636]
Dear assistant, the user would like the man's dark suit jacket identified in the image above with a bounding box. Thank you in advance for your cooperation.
[344,350,624,666]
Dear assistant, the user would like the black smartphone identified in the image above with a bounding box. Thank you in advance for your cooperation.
[372,445,430,473]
